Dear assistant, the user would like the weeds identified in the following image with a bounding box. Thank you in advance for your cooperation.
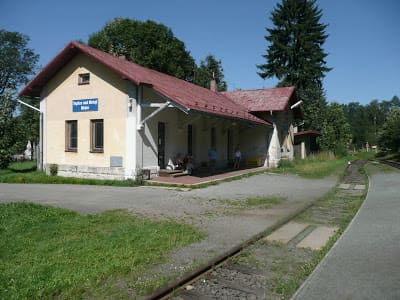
[223,196,287,209]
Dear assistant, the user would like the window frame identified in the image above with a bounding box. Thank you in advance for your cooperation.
[65,120,78,152]
[78,73,90,85]
[90,119,104,153]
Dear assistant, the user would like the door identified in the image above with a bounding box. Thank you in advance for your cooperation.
[187,124,193,156]
[227,129,233,161]
[158,122,165,168]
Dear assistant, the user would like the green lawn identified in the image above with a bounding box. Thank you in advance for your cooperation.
[0,202,204,299]
[0,161,143,186]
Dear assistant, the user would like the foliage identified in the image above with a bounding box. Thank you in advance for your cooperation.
[15,97,40,155]
[0,29,39,96]
[271,151,347,178]
[49,163,58,176]
[0,93,17,168]
[318,103,351,156]
[7,160,37,172]
[257,0,331,87]
[344,96,400,149]
[278,159,294,169]
[257,0,331,133]
[194,54,227,91]
[0,203,204,299]
[0,30,39,167]
[378,108,400,152]
[0,168,146,187]
[296,84,327,131]
[88,18,197,82]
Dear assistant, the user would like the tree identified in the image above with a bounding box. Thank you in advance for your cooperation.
[344,102,368,148]
[258,0,330,88]
[296,83,326,130]
[0,30,39,167]
[88,18,197,82]
[378,108,400,152]
[0,93,17,168]
[15,97,40,156]
[194,54,227,92]
[343,96,400,150]
[318,103,351,156]
[257,0,331,130]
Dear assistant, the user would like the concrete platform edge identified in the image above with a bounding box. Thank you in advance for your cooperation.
[291,169,371,300]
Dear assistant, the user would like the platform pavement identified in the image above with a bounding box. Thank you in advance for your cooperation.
[293,165,400,300]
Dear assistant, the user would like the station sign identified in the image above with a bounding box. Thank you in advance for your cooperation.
[72,98,98,112]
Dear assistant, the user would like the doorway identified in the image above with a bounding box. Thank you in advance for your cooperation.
[158,122,165,168]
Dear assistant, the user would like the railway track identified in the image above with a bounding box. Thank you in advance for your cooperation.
[380,159,400,169]
[144,160,368,300]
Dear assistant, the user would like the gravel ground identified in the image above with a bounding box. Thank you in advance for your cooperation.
[173,161,368,300]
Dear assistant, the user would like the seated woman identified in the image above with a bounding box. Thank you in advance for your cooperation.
[175,153,184,170]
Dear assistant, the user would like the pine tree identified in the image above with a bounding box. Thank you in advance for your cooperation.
[194,55,227,92]
[258,0,331,132]
[258,0,331,89]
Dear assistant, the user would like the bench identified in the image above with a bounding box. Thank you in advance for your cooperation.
[245,157,262,167]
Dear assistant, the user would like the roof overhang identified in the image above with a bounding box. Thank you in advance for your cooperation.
[294,130,321,137]
[19,41,271,127]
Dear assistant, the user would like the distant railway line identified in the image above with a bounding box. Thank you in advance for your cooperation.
[380,159,400,170]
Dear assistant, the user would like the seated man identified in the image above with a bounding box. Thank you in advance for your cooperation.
[184,156,194,175]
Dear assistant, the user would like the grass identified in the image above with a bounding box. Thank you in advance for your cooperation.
[270,152,348,179]
[270,164,368,299]
[223,196,287,209]
[0,202,205,299]
[272,150,379,179]
[0,161,144,186]
[1,151,366,187]
[6,160,37,172]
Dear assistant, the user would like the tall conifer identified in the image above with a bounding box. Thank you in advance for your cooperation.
[258,0,331,131]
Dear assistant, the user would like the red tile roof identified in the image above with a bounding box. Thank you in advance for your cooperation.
[223,87,297,112]
[20,41,269,126]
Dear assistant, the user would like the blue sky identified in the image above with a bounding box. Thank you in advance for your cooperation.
[1,0,399,105]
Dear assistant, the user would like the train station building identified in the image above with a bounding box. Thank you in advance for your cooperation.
[20,41,301,180]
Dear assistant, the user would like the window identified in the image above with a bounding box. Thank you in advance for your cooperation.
[78,73,90,85]
[91,119,104,152]
[65,120,77,151]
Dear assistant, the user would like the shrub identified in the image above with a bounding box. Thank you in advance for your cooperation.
[278,159,294,168]
[49,164,58,176]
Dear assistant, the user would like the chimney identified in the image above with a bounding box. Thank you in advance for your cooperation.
[210,79,217,92]
[210,72,218,92]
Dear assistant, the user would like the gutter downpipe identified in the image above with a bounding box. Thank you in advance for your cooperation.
[136,85,143,130]
[17,99,43,171]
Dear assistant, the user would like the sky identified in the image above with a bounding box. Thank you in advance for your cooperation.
[1,0,399,105]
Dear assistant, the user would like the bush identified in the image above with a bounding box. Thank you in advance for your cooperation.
[0,149,13,169]
[278,159,294,168]
[49,164,58,176]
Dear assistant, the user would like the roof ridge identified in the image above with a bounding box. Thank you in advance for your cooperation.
[20,41,270,126]
[223,86,295,94]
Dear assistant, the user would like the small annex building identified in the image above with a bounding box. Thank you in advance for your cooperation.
[20,41,301,180]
